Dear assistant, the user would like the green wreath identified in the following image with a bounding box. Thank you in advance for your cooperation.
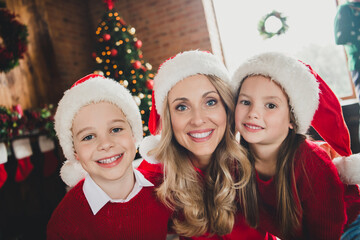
[258,10,288,39]
[0,8,28,72]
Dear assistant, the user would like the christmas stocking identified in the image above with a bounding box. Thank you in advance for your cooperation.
[0,142,8,188]
[38,135,58,177]
[13,138,34,182]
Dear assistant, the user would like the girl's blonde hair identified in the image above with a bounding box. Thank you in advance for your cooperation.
[150,75,252,237]
[237,75,306,239]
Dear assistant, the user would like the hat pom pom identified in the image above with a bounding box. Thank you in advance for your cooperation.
[60,160,87,187]
[139,135,161,164]
[333,154,360,185]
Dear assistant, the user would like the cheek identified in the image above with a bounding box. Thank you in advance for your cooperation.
[170,112,185,139]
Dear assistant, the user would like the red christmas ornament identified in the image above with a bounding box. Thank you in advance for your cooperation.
[132,60,141,69]
[139,54,143,59]
[103,34,111,41]
[141,66,147,72]
[134,40,143,49]
[103,0,114,10]
[110,49,118,57]
[91,52,97,59]
[146,79,154,90]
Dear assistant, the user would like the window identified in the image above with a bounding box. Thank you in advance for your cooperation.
[213,0,355,99]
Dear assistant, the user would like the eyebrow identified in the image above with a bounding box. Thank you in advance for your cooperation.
[171,90,218,104]
[239,93,283,102]
[74,119,127,137]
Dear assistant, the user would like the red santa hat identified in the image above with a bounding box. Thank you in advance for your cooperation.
[231,51,360,184]
[148,50,231,135]
[55,74,143,187]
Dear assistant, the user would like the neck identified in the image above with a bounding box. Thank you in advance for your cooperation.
[250,143,280,178]
[188,153,211,171]
[93,166,135,199]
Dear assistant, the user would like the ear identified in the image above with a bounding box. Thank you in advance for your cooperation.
[289,122,294,130]
[75,152,79,161]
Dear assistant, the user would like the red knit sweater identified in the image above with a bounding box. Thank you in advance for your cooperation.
[256,140,360,240]
[47,172,171,240]
[138,160,268,240]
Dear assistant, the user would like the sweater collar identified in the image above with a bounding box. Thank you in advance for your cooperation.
[83,168,154,215]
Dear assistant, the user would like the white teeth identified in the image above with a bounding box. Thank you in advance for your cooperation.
[189,131,212,138]
[98,154,121,164]
[245,124,262,130]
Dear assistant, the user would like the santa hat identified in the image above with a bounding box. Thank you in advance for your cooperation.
[231,51,360,184]
[55,74,143,187]
[148,50,230,135]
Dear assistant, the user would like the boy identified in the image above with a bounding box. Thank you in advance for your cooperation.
[47,74,171,239]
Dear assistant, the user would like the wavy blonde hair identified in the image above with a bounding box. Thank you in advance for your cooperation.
[150,75,252,237]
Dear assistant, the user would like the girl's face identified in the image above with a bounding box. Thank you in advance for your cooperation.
[235,75,293,149]
[72,102,136,186]
[167,75,227,167]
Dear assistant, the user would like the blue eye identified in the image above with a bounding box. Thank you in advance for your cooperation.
[112,127,122,133]
[266,103,277,109]
[240,100,250,106]
[176,104,187,111]
[206,99,217,106]
[82,135,94,141]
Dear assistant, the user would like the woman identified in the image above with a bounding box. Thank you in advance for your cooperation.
[139,50,267,239]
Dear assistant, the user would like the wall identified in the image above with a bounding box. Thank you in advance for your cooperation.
[0,0,223,108]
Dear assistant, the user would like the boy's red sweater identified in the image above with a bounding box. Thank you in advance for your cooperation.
[47,173,171,240]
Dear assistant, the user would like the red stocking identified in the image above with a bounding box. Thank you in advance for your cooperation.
[38,135,58,177]
[0,143,8,188]
[13,138,34,182]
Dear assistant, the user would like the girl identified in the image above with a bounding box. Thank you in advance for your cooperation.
[139,50,267,239]
[231,52,360,239]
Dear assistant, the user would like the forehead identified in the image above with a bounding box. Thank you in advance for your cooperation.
[241,75,288,98]
[168,74,217,99]
[73,102,128,126]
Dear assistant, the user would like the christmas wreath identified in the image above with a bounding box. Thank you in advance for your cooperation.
[258,10,288,39]
[0,8,28,72]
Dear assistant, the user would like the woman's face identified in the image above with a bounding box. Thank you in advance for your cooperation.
[167,75,227,168]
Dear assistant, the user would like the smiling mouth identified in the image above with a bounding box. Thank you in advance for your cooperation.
[244,124,263,130]
[97,154,123,164]
[189,130,213,139]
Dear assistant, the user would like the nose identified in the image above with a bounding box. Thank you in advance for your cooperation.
[248,104,260,119]
[97,134,114,151]
[190,108,206,126]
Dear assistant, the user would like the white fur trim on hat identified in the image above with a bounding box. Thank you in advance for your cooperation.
[139,135,161,164]
[38,135,55,152]
[55,75,143,186]
[12,138,33,159]
[0,143,8,165]
[231,52,320,134]
[154,50,230,115]
[333,154,360,185]
[60,160,87,187]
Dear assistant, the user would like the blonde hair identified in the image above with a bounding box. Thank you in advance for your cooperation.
[150,75,252,237]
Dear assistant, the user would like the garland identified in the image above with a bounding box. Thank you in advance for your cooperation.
[258,10,288,39]
[0,8,28,72]
[0,104,55,143]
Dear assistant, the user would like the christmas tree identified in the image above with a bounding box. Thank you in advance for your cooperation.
[92,0,154,138]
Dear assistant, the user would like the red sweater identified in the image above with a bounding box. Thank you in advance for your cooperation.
[256,140,360,240]
[138,160,267,240]
[47,172,171,240]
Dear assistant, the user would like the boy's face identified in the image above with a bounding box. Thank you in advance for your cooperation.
[72,102,136,185]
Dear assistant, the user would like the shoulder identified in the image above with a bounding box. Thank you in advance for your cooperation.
[48,180,87,224]
[296,140,343,186]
